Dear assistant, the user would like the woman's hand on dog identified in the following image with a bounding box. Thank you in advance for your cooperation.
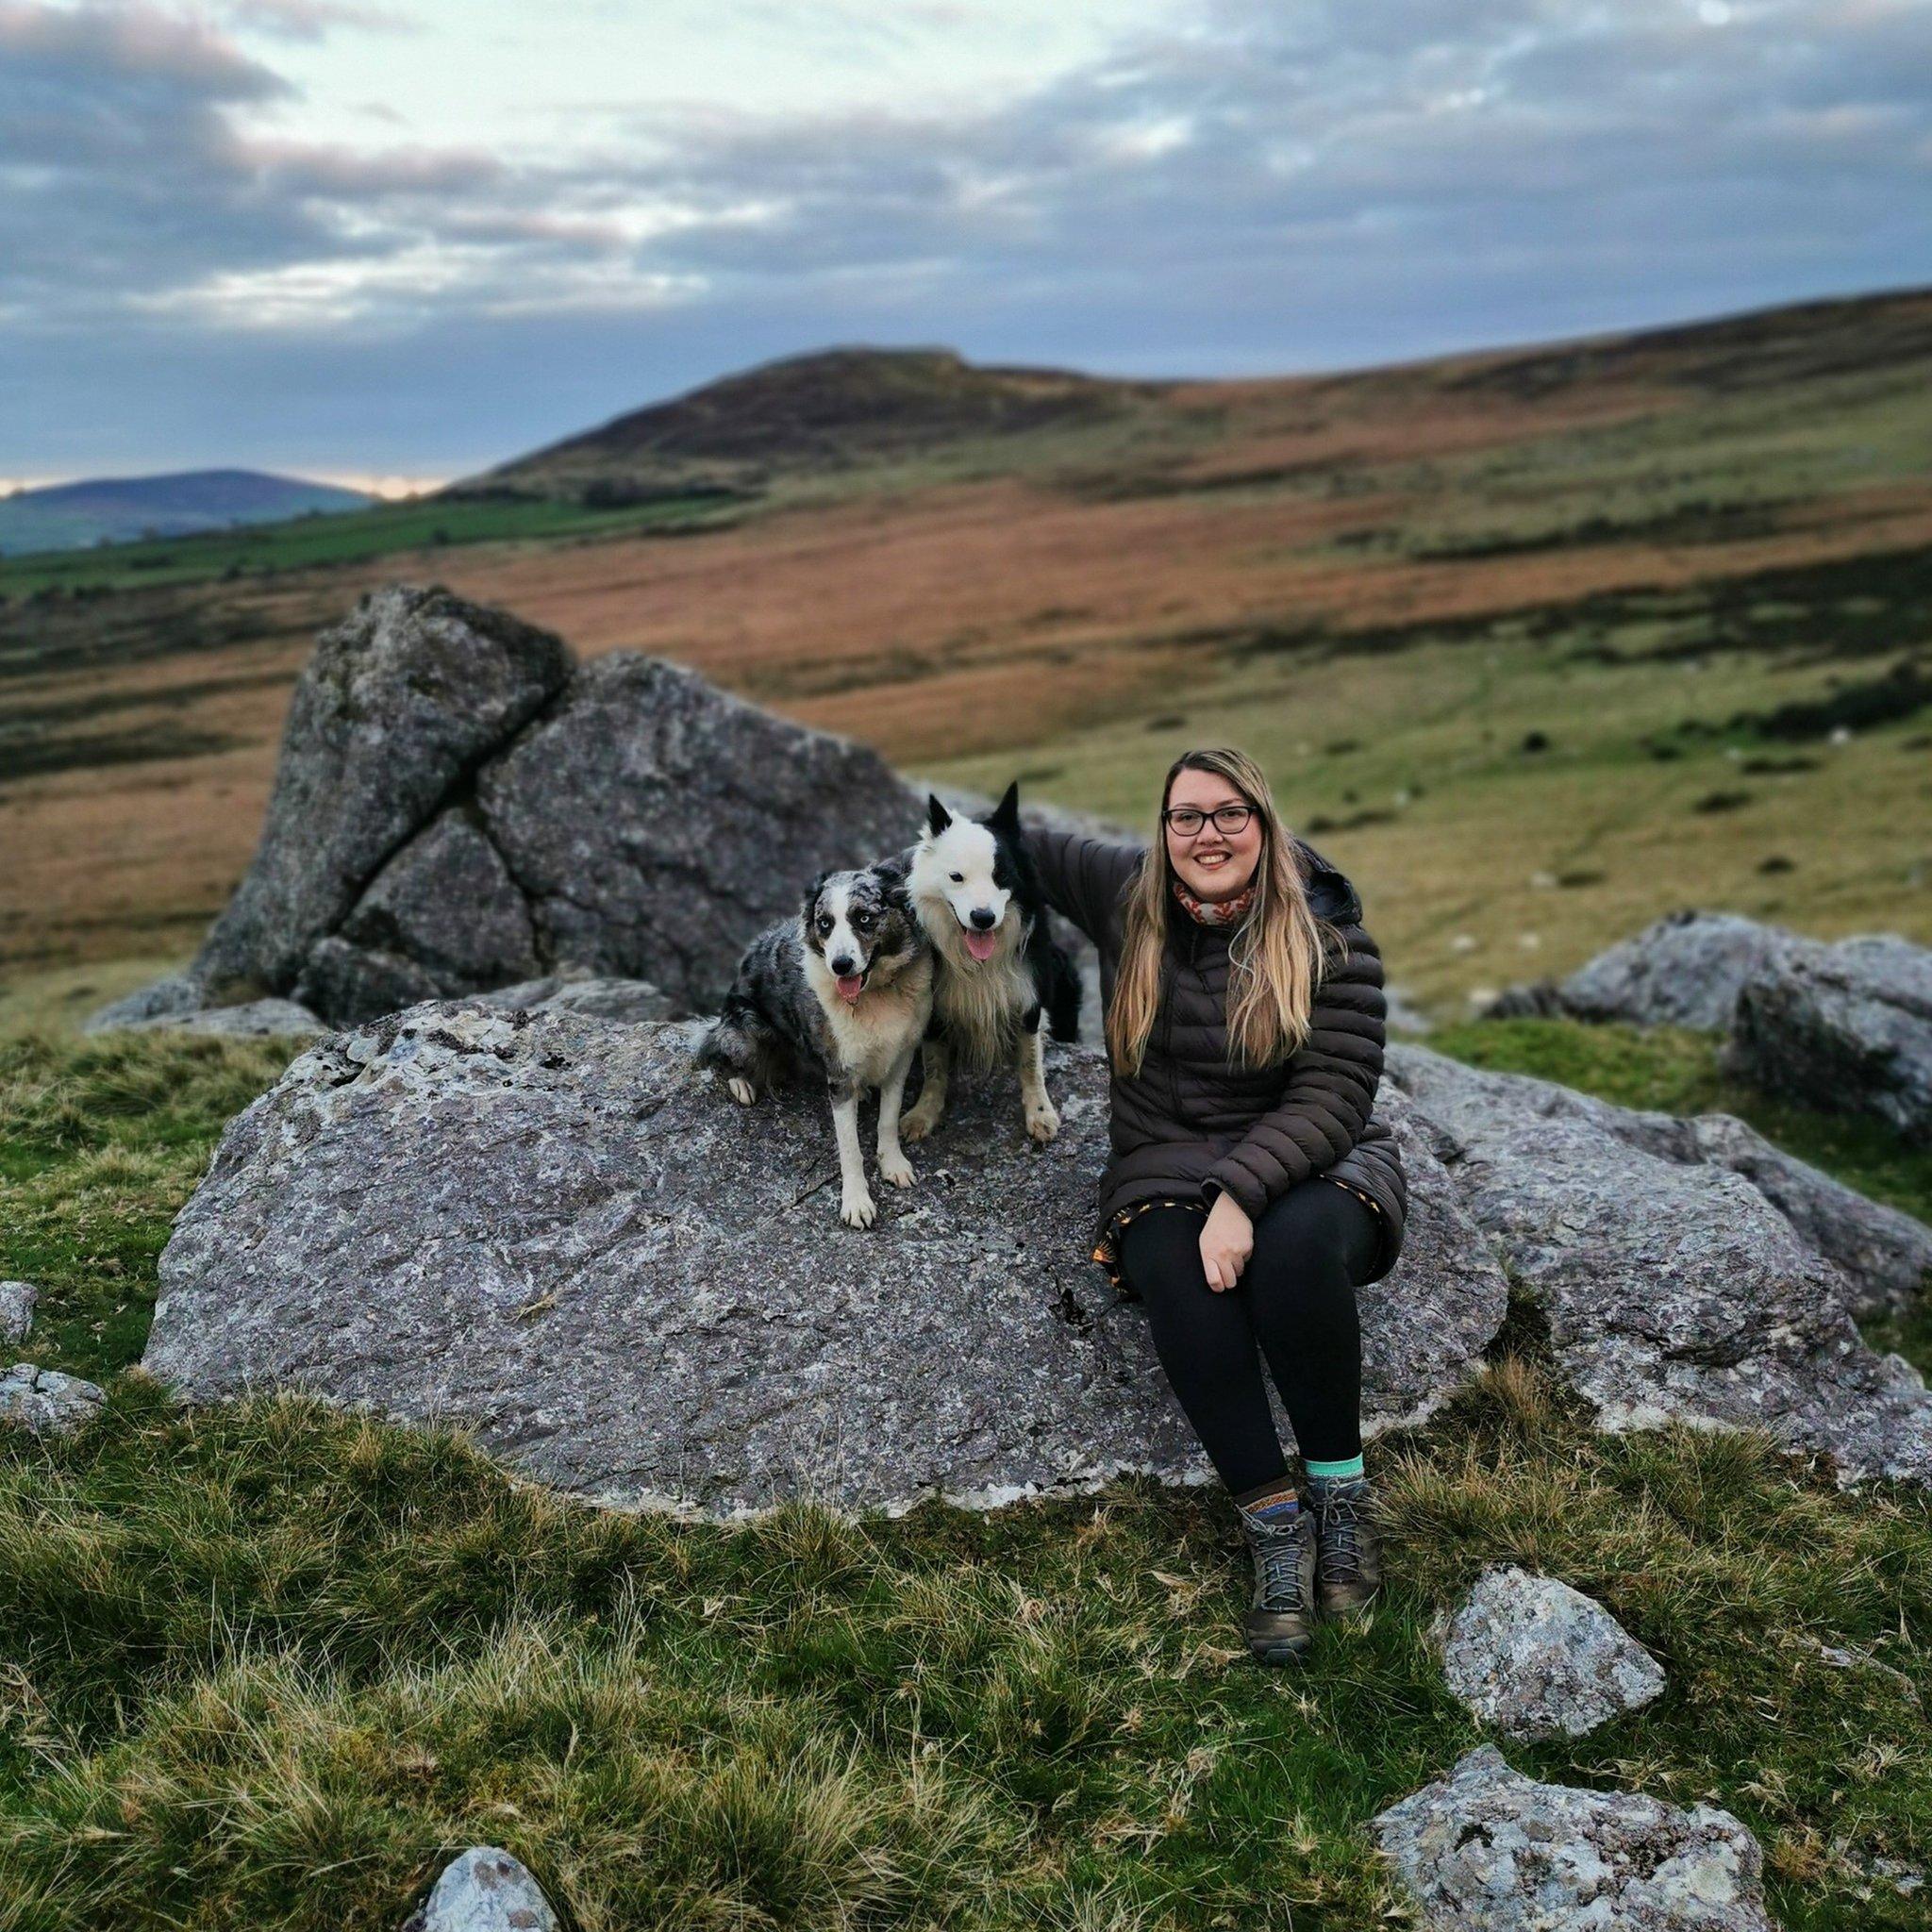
[1199,1191,1254,1292]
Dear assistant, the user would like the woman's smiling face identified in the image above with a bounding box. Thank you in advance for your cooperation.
[1164,766,1263,902]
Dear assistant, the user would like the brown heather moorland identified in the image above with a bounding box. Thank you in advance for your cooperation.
[3,285,1930,1022]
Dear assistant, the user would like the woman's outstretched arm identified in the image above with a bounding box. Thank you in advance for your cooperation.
[1023,819,1144,944]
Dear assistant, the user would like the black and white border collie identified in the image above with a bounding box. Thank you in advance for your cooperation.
[887,781,1082,1145]
[696,864,934,1227]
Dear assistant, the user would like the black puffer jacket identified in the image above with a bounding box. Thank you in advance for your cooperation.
[1026,823,1408,1284]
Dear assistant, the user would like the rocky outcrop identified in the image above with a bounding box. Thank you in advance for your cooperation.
[144,1006,1501,1518]
[400,1846,558,1932]
[1435,1567,1666,1740]
[1486,911,1794,1030]
[90,585,927,1032]
[1486,911,1932,1147]
[0,1363,105,1437]
[140,998,1932,1517]
[1386,1043,1932,1483]
[1724,932,1932,1147]
[0,1282,35,1346]
[1374,1745,1775,1931]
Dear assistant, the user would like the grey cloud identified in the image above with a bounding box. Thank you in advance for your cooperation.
[5,0,1930,473]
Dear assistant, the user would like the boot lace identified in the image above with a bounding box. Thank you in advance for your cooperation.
[1312,1485,1365,1584]
[1244,1512,1309,1611]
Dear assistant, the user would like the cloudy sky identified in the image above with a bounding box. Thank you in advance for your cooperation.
[4,0,1929,489]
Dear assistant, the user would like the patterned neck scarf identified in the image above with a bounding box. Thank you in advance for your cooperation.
[1171,873,1257,927]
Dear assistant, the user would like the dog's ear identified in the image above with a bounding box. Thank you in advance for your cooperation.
[800,869,832,925]
[990,780,1021,828]
[924,793,952,836]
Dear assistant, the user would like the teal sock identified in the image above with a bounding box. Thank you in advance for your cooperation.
[1305,1455,1365,1483]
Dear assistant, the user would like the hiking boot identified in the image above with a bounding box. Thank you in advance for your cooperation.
[1307,1473,1381,1620]
[1234,1493,1317,1663]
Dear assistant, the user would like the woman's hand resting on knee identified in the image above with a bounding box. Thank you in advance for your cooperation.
[1199,1191,1254,1291]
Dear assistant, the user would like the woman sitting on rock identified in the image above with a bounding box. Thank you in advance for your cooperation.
[1024,747,1407,1663]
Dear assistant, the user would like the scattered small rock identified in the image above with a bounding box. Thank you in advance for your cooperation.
[0,1282,35,1346]
[1374,1744,1775,1931]
[1435,1565,1666,1740]
[400,1845,559,1932]
[0,1363,105,1437]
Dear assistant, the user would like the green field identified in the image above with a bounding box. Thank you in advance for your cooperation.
[0,491,741,600]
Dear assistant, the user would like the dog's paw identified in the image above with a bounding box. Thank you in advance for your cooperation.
[840,1188,879,1229]
[1024,1098,1060,1144]
[727,1076,757,1105]
[878,1150,916,1190]
[899,1104,940,1144]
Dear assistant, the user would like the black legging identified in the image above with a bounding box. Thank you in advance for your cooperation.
[1118,1177,1381,1495]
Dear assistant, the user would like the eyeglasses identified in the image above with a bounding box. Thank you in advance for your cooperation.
[1162,805,1255,838]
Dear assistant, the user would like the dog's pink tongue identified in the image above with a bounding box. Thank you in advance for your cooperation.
[835,974,864,1004]
[963,928,1000,962]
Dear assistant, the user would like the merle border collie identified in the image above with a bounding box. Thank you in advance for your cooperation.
[884,781,1081,1145]
[695,864,934,1228]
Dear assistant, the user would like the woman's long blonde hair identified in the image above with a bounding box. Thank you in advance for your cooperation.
[1105,747,1345,1078]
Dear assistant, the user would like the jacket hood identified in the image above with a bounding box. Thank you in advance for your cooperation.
[1289,835,1363,925]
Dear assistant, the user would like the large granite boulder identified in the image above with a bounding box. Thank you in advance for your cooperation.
[196,585,572,997]
[1386,1044,1932,1482]
[1435,1566,1666,1740]
[1397,1046,1932,1321]
[1486,911,1794,1030]
[87,586,933,1032]
[475,653,916,1011]
[144,1005,1502,1518]
[1374,1745,1775,1931]
[1724,932,1932,1147]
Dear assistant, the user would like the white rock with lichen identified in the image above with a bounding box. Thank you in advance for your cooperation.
[1436,1565,1666,1740]
[0,1282,35,1346]
[400,1845,558,1932]
[1374,1744,1775,1930]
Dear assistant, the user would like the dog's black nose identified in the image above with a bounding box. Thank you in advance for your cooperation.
[830,955,857,976]
[970,908,997,930]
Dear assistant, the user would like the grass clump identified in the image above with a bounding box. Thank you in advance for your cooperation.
[0,1030,301,1376]
[0,1373,1927,1929]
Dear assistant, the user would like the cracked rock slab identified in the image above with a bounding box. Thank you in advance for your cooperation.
[1436,1566,1666,1740]
[0,1363,105,1437]
[1374,1744,1776,1931]
[1388,1043,1932,1484]
[194,583,573,998]
[476,653,922,1012]
[143,1005,1488,1518]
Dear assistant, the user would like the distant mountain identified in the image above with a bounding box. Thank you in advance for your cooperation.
[452,345,1172,504]
[0,470,374,556]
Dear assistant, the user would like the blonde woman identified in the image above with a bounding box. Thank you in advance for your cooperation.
[1024,749,1407,1664]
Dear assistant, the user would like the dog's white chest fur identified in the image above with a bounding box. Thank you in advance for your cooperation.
[805,951,933,1086]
